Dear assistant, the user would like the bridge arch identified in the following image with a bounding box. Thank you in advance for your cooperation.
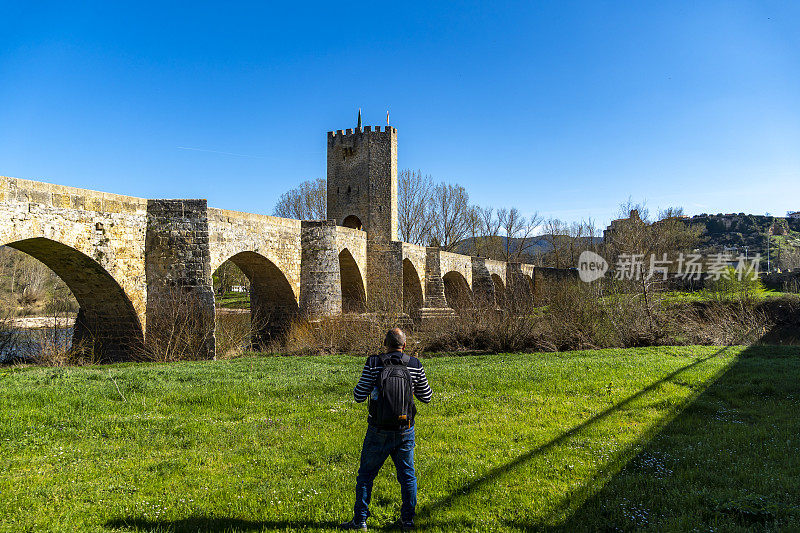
[442,271,473,312]
[339,248,366,313]
[403,259,424,314]
[218,251,298,348]
[491,274,506,308]
[342,215,363,231]
[3,237,144,360]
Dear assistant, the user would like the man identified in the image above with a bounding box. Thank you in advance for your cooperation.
[340,328,432,531]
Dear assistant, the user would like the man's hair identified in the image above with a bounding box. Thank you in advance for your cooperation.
[384,328,406,350]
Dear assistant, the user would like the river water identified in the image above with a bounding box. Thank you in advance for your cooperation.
[0,327,73,363]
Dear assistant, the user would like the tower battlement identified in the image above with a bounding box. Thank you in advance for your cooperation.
[327,126,396,145]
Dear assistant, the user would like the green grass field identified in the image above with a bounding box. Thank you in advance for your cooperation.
[661,289,791,304]
[1,345,798,532]
[216,292,251,309]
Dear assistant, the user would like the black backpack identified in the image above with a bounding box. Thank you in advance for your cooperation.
[370,353,415,428]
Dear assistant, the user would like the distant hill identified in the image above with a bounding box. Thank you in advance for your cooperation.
[454,235,602,260]
[687,214,800,259]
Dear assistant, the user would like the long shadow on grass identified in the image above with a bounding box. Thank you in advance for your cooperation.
[106,517,341,532]
[514,342,800,532]
[416,344,739,522]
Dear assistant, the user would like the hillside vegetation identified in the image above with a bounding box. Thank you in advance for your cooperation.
[689,214,800,270]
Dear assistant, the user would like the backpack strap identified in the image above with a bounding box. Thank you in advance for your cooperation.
[379,352,409,365]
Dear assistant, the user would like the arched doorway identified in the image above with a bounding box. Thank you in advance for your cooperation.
[491,274,506,308]
[442,271,473,312]
[215,252,298,351]
[403,259,424,314]
[2,238,144,361]
[339,249,366,313]
[342,215,363,230]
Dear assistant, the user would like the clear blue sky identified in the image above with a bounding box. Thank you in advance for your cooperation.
[2,1,799,228]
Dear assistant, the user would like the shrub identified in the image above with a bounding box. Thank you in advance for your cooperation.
[707,266,766,301]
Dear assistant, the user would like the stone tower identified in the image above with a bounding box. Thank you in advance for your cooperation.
[326,125,398,242]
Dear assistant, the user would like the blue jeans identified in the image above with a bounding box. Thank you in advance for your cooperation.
[354,425,417,523]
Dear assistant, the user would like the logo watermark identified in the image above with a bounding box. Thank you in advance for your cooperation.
[578,251,609,282]
[577,252,761,282]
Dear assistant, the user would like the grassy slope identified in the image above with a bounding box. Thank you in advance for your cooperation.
[0,346,797,532]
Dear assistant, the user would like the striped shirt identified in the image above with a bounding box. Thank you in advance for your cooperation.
[354,352,433,425]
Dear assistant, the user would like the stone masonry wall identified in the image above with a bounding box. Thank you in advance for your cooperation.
[506,262,534,312]
[207,208,302,300]
[366,239,404,312]
[0,176,147,360]
[327,127,397,242]
[401,243,427,301]
[423,247,448,308]
[145,199,215,359]
[471,257,497,308]
[300,220,342,318]
[2,117,553,360]
[335,226,368,284]
[440,250,473,287]
[0,176,148,321]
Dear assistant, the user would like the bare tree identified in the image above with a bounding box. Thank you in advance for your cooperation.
[605,203,700,264]
[781,249,800,271]
[462,206,478,257]
[398,170,434,245]
[16,255,50,308]
[270,172,549,264]
[537,218,600,268]
[654,207,702,258]
[603,201,702,333]
[428,183,472,251]
[498,207,542,261]
[273,178,326,220]
[463,206,499,258]
[540,218,570,268]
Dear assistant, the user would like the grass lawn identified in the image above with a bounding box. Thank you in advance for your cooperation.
[660,289,792,305]
[1,345,798,532]
[216,292,251,309]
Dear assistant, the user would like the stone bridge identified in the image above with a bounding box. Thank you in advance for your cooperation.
[0,124,563,361]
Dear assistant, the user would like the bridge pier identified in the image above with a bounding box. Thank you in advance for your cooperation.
[416,247,457,322]
[145,199,216,359]
[471,257,498,309]
[506,262,534,312]
[299,220,342,319]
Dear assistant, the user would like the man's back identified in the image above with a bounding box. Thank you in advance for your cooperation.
[354,352,432,428]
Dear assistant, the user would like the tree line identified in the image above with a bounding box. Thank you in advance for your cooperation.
[273,170,552,263]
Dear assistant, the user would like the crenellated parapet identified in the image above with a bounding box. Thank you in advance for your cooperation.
[327,126,397,144]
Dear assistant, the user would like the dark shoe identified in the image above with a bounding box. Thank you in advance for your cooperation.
[401,520,415,531]
[339,519,367,531]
